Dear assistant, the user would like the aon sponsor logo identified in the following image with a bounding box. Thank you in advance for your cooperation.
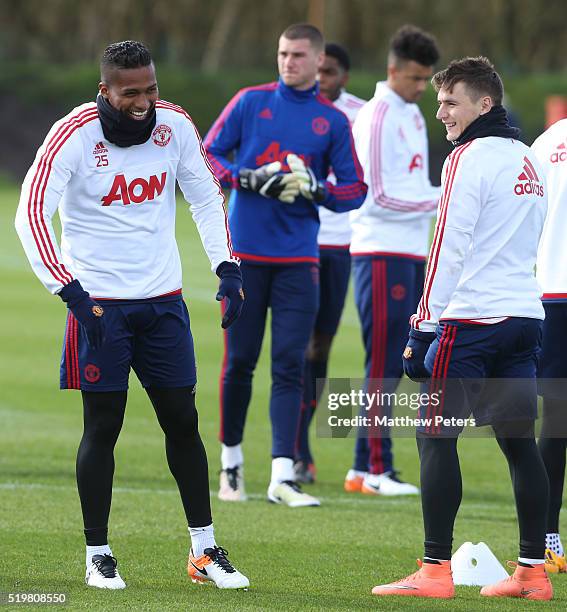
[256,142,310,170]
[102,172,167,206]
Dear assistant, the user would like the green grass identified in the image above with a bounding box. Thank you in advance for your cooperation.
[0,180,565,610]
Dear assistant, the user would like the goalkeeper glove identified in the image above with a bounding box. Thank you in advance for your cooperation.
[402,328,435,382]
[286,154,326,203]
[238,162,299,203]
[58,279,106,350]
[216,261,245,329]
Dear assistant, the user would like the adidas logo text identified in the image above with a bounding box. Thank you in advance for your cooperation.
[93,141,108,155]
[514,181,544,197]
[514,156,544,197]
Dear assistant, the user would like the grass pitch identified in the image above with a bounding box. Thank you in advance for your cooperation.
[0,180,565,610]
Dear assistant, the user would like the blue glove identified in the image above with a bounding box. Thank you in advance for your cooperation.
[216,262,244,329]
[402,328,435,382]
[58,279,106,350]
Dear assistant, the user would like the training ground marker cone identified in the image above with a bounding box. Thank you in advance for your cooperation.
[451,542,509,586]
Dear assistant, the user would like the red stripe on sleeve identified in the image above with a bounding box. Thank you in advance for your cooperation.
[27,107,98,287]
[413,141,474,328]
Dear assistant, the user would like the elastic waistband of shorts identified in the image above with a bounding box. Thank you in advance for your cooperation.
[93,289,183,306]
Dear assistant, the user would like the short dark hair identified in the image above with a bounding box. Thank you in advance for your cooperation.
[325,43,350,72]
[100,40,152,80]
[281,23,324,51]
[389,25,439,67]
[432,56,504,105]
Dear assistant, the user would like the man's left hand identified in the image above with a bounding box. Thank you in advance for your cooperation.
[216,262,244,329]
[402,328,435,382]
[287,154,326,202]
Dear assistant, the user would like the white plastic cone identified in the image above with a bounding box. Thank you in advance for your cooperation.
[451,542,509,586]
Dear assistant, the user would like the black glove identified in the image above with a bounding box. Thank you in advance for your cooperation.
[216,262,245,329]
[238,162,299,203]
[58,279,106,350]
[286,154,326,203]
[402,328,435,382]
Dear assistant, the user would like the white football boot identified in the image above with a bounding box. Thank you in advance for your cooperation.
[188,546,250,589]
[267,480,320,507]
[361,471,419,496]
[218,466,247,502]
[85,554,126,589]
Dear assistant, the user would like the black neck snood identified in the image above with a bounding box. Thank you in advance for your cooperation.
[452,105,520,147]
[96,94,156,148]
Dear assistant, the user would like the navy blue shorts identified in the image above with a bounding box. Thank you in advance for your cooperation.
[314,247,351,335]
[538,302,567,398]
[60,296,196,392]
[419,317,542,435]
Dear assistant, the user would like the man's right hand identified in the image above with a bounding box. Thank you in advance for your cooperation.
[402,328,435,382]
[58,279,106,350]
[238,162,300,203]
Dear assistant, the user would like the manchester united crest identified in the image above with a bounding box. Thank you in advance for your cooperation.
[84,363,101,383]
[152,124,172,147]
[92,305,104,317]
[312,117,330,136]
[391,284,407,301]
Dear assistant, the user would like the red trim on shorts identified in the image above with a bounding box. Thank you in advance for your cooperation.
[427,325,457,434]
[235,252,319,264]
[319,244,350,250]
[65,315,72,389]
[542,293,567,300]
[68,314,80,390]
[351,251,427,261]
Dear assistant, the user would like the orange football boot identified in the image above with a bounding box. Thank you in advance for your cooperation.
[480,561,552,601]
[344,469,365,493]
[545,548,567,574]
[371,559,454,598]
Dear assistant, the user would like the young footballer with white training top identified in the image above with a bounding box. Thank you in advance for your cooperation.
[372,56,552,600]
[532,117,567,575]
[15,40,249,590]
[346,25,441,496]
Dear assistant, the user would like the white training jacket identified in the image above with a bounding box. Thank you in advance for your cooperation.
[15,100,237,299]
[318,90,366,247]
[532,118,567,301]
[410,136,546,332]
[350,82,440,258]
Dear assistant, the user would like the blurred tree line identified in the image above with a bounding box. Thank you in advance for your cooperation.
[2,0,566,73]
